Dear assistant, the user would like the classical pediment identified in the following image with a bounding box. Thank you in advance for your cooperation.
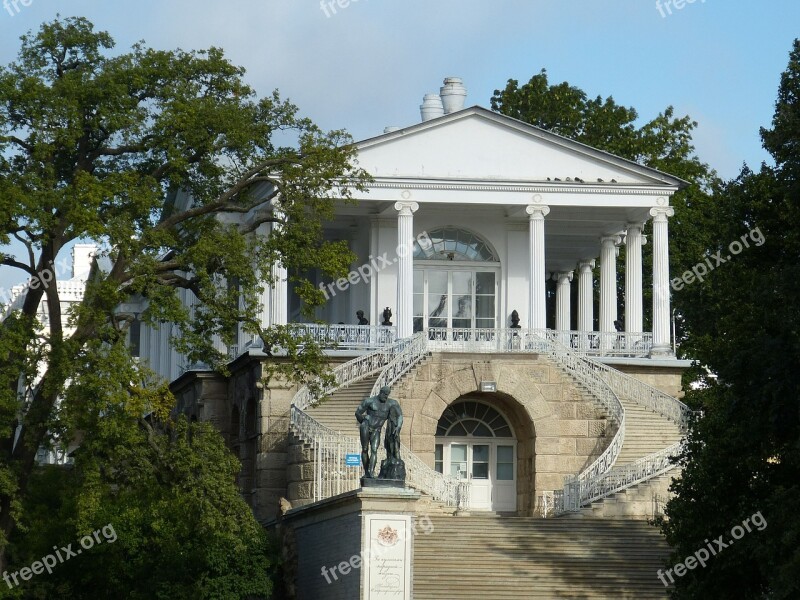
[356,107,684,189]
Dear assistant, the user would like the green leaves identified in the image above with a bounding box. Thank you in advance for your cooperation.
[0,16,367,592]
[659,39,800,598]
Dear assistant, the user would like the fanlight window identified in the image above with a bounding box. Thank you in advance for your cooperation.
[436,400,513,438]
[413,228,498,262]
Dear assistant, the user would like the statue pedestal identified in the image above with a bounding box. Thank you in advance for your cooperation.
[275,487,421,600]
[361,477,406,489]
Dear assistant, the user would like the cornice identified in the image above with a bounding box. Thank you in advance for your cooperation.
[366,180,676,196]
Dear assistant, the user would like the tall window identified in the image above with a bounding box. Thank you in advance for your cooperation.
[412,228,499,332]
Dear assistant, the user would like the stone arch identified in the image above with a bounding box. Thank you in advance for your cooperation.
[408,360,555,515]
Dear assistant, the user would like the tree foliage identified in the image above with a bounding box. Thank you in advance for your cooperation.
[0,15,368,591]
[659,39,800,599]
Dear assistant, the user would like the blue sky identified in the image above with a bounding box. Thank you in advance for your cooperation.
[1,0,798,291]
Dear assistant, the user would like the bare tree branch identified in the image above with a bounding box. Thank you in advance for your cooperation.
[1,256,36,276]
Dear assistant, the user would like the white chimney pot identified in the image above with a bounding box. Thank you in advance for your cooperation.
[440,77,467,114]
[420,94,445,122]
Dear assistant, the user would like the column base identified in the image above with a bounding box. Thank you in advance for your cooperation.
[649,345,675,358]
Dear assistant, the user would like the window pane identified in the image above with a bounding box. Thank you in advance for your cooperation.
[472,463,489,479]
[451,462,467,478]
[413,294,424,317]
[497,463,513,480]
[494,426,513,438]
[472,445,489,462]
[473,423,493,437]
[435,462,443,474]
[414,273,423,294]
[435,444,443,461]
[476,272,495,294]
[452,272,471,295]
[476,296,495,319]
[497,445,514,463]
[448,422,467,436]
[428,271,448,293]
[414,317,424,333]
[451,444,467,462]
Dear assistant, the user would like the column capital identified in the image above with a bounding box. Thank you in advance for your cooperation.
[526,204,550,219]
[553,271,574,283]
[577,259,595,272]
[649,206,675,221]
[600,235,621,247]
[626,222,645,233]
[394,201,419,216]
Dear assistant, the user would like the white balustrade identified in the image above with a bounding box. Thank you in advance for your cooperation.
[293,323,397,350]
[289,326,692,513]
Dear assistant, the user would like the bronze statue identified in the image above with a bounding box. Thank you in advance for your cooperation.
[381,307,393,326]
[355,386,405,482]
[356,310,369,325]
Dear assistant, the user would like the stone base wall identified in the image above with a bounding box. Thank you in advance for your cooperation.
[611,364,687,398]
[286,431,315,508]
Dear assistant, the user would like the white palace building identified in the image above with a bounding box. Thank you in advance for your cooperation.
[135,78,693,598]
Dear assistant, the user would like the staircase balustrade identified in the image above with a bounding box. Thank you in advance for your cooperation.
[289,327,693,514]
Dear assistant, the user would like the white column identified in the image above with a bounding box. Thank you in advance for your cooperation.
[394,201,419,338]
[599,235,620,348]
[270,215,288,326]
[650,206,675,356]
[625,223,644,334]
[577,259,595,331]
[526,204,550,329]
[554,271,573,331]
[256,223,272,331]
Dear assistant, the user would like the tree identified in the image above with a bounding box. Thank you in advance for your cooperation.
[0,15,368,580]
[491,70,719,338]
[4,340,277,599]
[659,40,800,599]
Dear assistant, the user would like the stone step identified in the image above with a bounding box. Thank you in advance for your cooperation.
[413,515,671,599]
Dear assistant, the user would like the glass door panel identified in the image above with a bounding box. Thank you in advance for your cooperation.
[496,445,514,481]
[475,272,496,330]
[450,444,468,480]
[451,271,473,330]
[471,444,490,479]
[427,270,448,330]
[413,271,424,333]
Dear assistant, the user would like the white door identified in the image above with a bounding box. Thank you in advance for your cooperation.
[440,441,514,512]
[435,400,517,512]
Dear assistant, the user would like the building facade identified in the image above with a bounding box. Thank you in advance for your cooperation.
[143,80,692,529]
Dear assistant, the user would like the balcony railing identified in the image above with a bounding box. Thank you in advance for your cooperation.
[426,327,653,358]
[293,323,397,350]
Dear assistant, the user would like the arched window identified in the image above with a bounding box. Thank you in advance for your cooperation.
[414,228,498,262]
[436,400,513,438]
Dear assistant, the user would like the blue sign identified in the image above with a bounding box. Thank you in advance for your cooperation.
[345,453,361,467]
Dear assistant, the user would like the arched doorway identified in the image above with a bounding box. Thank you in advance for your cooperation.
[412,227,500,334]
[435,398,516,511]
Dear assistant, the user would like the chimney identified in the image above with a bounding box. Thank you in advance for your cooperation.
[440,77,467,114]
[420,94,444,122]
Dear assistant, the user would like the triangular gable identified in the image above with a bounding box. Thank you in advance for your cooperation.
[356,107,686,188]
